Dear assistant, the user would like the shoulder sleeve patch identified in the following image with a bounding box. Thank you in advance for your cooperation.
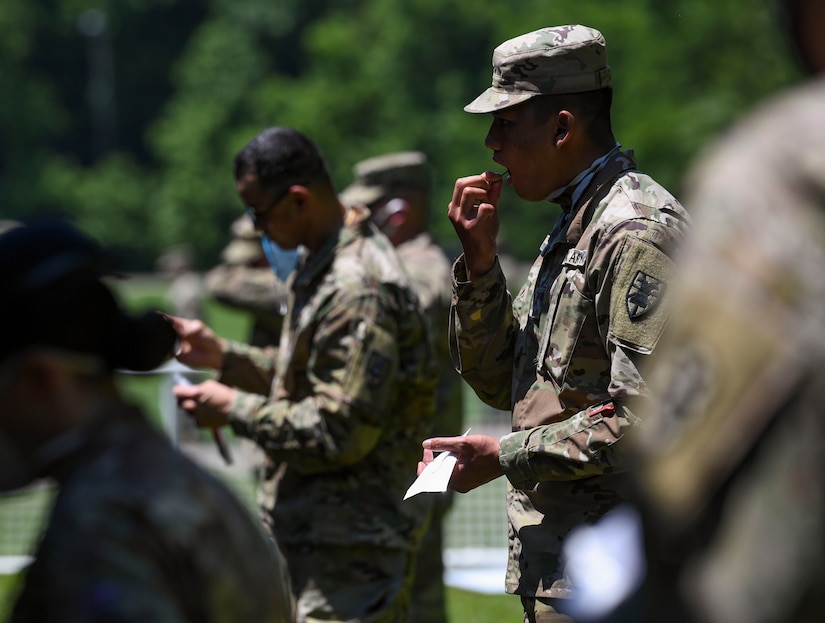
[608,236,675,354]
[343,320,399,419]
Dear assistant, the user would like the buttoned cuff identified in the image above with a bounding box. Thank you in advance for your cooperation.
[451,255,504,297]
[498,429,538,491]
[219,340,274,396]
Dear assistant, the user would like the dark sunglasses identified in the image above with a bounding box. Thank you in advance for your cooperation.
[245,185,292,227]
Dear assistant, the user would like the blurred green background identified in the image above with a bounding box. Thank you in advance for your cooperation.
[0,0,802,269]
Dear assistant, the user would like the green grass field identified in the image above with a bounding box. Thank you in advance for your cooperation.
[0,575,22,618]
[0,574,522,621]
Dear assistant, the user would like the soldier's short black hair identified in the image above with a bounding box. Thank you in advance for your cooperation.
[233,126,332,195]
[531,88,614,141]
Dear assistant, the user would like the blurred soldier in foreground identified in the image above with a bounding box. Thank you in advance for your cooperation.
[576,1,825,622]
[0,219,293,623]
[341,151,464,623]
[204,215,289,348]
[168,127,438,623]
[418,25,689,623]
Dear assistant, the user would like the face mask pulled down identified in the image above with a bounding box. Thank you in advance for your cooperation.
[261,236,303,282]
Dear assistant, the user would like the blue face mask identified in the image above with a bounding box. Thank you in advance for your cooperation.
[261,236,302,282]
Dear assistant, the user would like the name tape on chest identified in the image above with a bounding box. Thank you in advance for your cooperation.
[563,248,588,268]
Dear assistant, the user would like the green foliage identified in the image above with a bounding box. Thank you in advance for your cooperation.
[39,153,158,269]
[0,0,802,266]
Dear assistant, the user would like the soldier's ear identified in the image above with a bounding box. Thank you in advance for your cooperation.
[554,110,574,146]
[288,185,310,212]
[387,207,409,229]
[372,198,409,230]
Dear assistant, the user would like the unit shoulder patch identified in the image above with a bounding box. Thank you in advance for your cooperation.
[626,270,665,319]
[609,236,674,354]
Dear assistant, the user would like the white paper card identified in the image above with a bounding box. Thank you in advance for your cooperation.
[403,450,459,500]
[403,428,470,500]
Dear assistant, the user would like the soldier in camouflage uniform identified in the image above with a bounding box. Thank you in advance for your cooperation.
[204,215,288,348]
[590,1,825,621]
[169,127,439,623]
[341,151,464,623]
[0,220,293,623]
[417,25,689,622]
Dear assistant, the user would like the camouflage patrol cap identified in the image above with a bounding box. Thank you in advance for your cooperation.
[339,151,430,207]
[465,25,612,114]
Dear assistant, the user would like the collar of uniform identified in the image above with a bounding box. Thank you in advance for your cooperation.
[538,148,636,257]
[396,231,433,252]
[544,144,622,208]
[565,148,636,244]
[294,204,370,287]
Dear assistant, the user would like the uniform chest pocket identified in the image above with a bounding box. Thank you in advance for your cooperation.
[537,268,592,389]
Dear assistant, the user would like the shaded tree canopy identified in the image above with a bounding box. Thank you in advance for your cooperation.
[0,0,801,270]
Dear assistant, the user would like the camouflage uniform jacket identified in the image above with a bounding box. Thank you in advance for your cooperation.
[630,76,825,623]
[397,232,464,438]
[11,398,293,623]
[449,149,689,598]
[222,205,438,551]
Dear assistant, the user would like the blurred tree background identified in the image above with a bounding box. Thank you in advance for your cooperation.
[0,0,801,270]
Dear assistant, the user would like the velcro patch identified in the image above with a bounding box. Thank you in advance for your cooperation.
[609,237,674,354]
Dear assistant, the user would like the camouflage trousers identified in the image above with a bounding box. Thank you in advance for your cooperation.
[283,542,416,623]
